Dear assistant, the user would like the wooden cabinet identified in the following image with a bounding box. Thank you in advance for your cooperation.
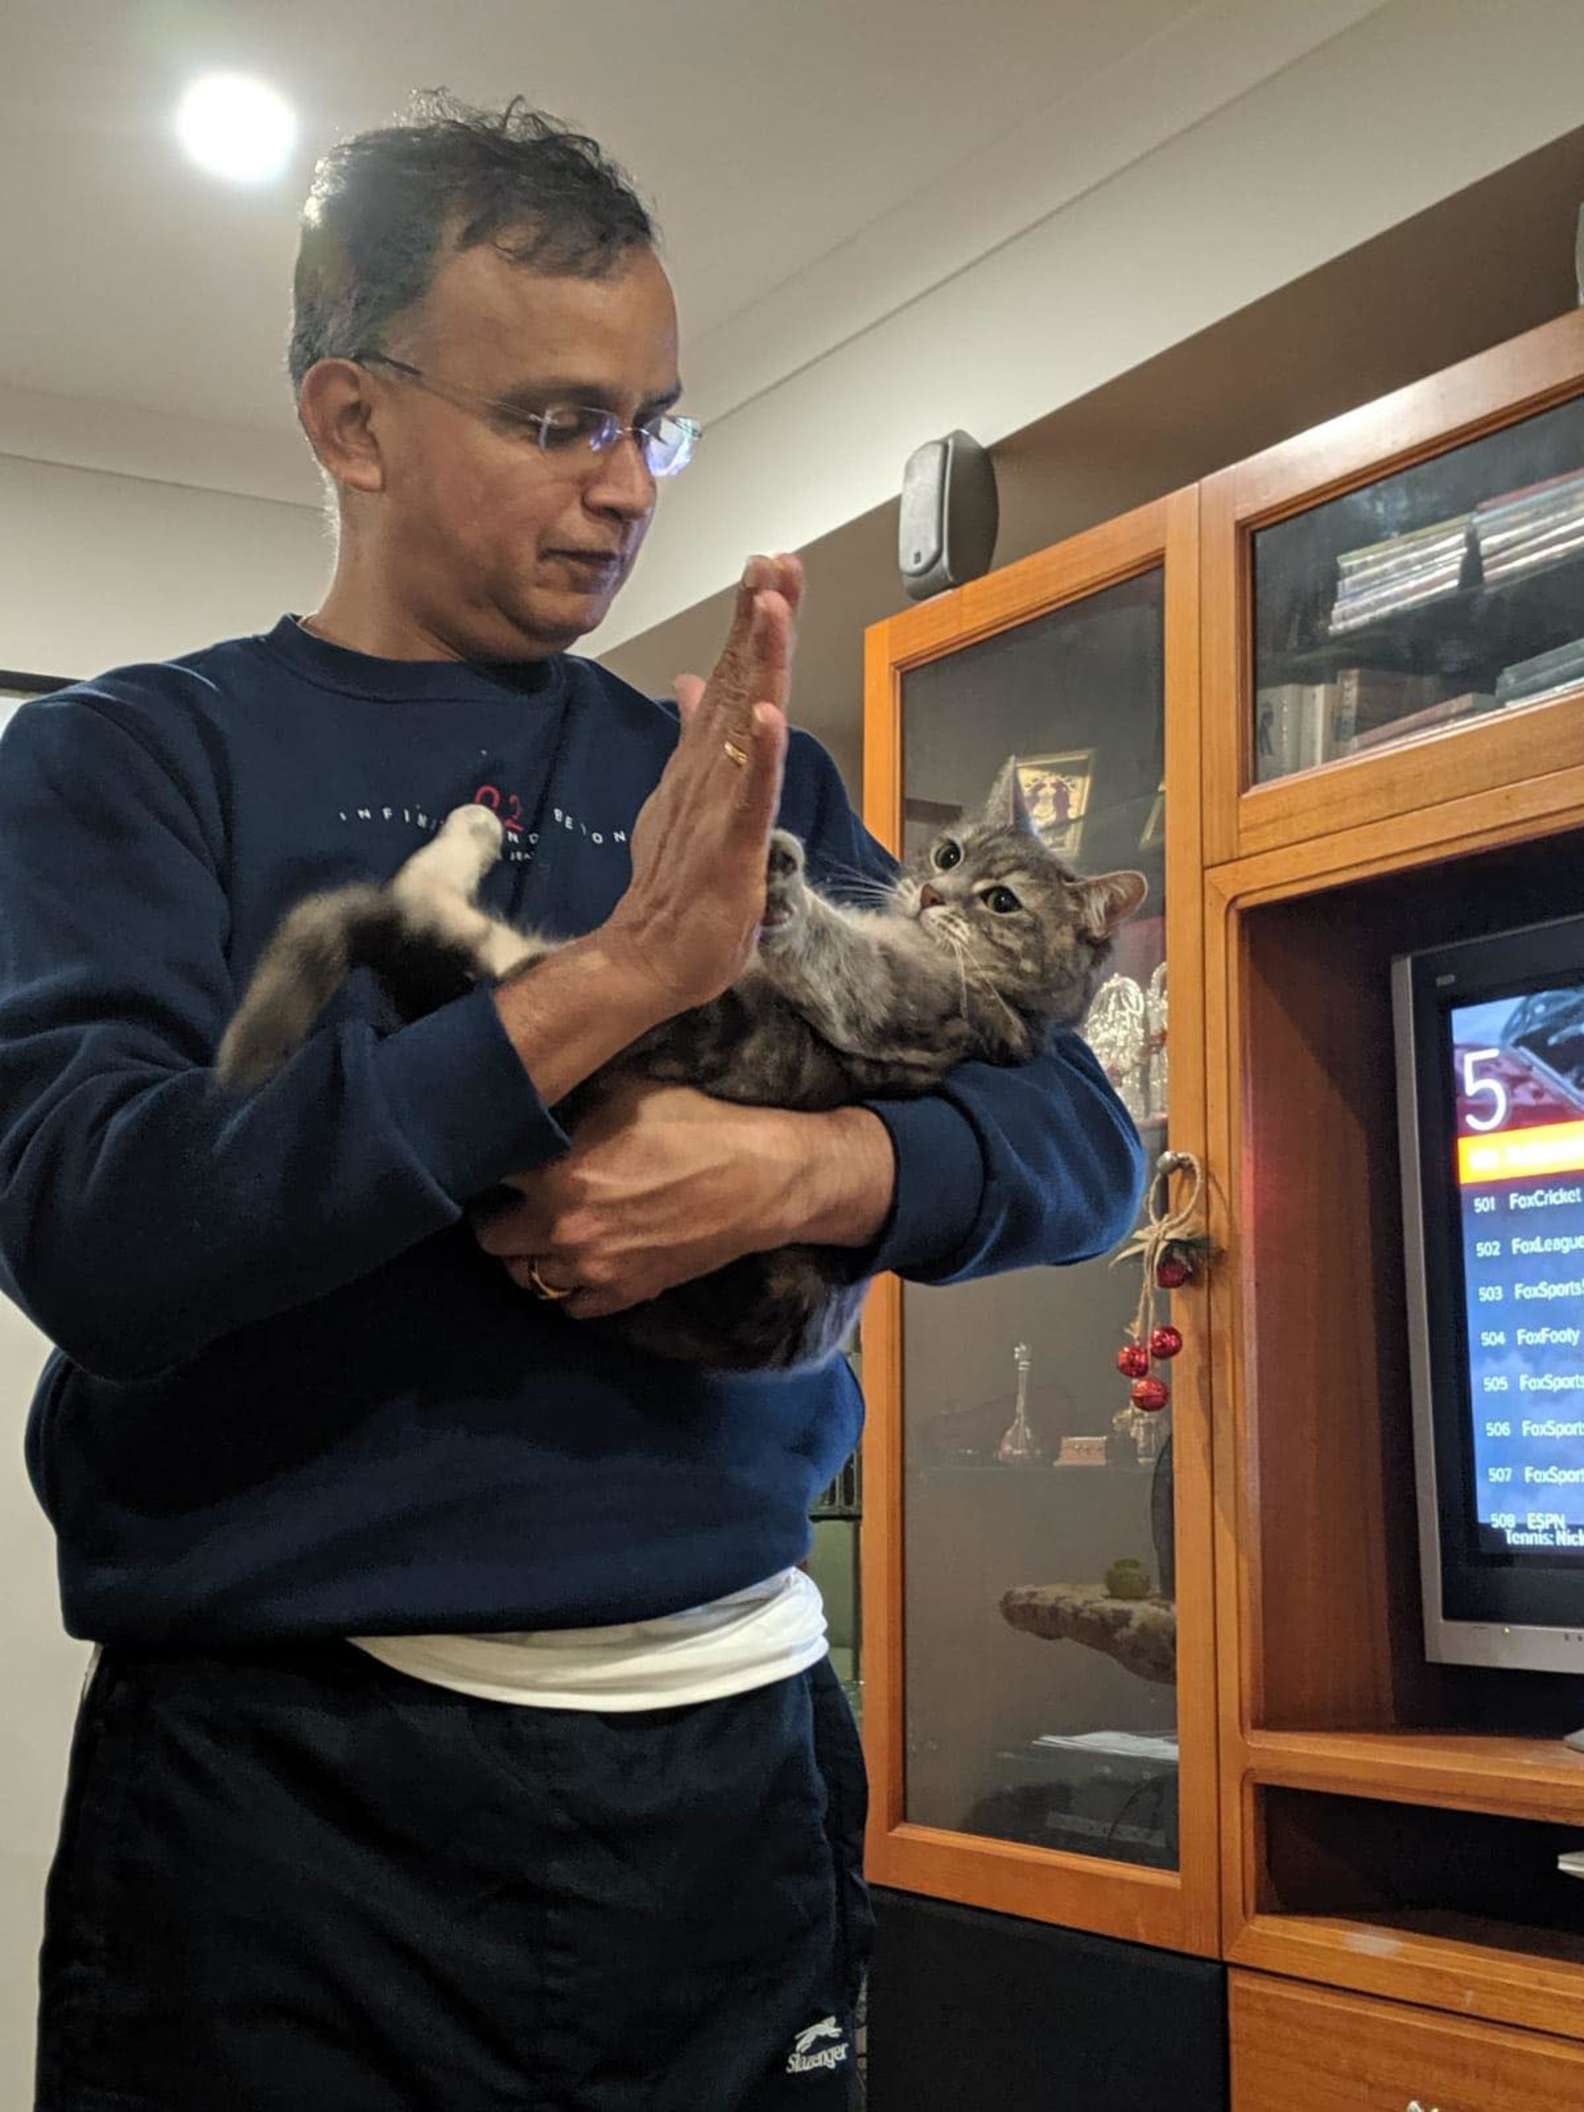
[1230,1971,1584,2111]
[859,490,1219,1956]
[1201,308,1584,876]
[860,306,1584,2097]
[1203,318,1584,2056]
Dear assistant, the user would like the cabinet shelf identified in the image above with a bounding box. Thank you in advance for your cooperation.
[1243,1727,1584,1826]
[1231,1910,1584,2047]
[915,1460,1155,1481]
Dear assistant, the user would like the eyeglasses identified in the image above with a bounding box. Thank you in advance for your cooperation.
[351,352,701,478]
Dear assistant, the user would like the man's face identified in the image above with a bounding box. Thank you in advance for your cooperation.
[370,241,681,658]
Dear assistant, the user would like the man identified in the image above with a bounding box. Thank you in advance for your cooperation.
[2,97,1144,2111]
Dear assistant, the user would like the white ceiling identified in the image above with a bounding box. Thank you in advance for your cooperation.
[1,0,1218,481]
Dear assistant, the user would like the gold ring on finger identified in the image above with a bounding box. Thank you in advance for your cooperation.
[527,1260,575,1302]
[723,738,749,768]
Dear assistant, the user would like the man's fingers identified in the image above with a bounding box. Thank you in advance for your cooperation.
[673,673,706,722]
[727,592,792,729]
[682,586,792,753]
[769,552,805,630]
[693,552,800,734]
[705,557,769,710]
[561,1285,633,1321]
[726,700,788,849]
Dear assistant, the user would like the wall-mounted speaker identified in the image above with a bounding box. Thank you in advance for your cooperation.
[898,429,999,602]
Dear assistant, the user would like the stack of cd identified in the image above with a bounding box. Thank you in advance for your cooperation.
[1473,469,1584,585]
[1328,512,1471,635]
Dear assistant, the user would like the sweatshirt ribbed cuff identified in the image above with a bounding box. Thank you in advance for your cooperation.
[371,982,570,1203]
[858,1093,986,1280]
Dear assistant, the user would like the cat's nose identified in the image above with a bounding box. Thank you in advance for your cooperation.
[918,884,943,910]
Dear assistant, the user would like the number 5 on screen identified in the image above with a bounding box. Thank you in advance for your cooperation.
[1462,1048,1510,1133]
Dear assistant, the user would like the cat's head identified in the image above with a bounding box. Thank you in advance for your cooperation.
[899,757,1148,1027]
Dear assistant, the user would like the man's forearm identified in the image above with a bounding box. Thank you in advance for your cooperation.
[774,1105,896,1249]
[491,932,673,1110]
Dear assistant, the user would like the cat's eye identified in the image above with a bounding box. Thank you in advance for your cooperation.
[985,886,1021,914]
[934,840,963,871]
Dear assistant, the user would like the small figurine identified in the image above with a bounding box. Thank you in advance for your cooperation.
[997,1340,1043,1464]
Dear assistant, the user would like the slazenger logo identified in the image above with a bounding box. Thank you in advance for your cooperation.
[786,2016,849,2075]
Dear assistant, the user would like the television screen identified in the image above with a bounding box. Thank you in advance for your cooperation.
[1451,984,1584,1556]
[1394,914,1584,1674]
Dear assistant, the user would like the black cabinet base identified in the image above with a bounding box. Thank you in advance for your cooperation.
[865,1889,1227,2111]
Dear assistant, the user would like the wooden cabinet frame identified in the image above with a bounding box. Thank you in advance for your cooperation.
[1201,309,1584,873]
[859,487,1219,1956]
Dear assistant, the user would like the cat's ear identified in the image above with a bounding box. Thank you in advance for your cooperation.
[1072,869,1149,939]
[983,756,1040,838]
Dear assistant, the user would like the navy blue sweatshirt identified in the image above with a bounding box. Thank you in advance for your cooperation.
[0,616,1145,1645]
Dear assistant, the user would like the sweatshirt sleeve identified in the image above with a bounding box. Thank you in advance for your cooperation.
[0,694,569,1383]
[796,733,1147,1284]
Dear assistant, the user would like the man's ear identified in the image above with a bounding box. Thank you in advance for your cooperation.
[296,358,386,496]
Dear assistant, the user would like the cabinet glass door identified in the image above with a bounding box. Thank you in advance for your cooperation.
[1252,392,1584,784]
[897,565,1178,1871]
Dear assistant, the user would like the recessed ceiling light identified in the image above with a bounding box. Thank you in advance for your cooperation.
[176,74,297,185]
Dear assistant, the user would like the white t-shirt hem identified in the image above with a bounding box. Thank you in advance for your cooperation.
[346,1566,828,1712]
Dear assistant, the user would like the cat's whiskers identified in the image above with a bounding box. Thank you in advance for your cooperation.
[839,880,907,912]
[935,926,974,1023]
[951,940,1029,1038]
[815,856,906,909]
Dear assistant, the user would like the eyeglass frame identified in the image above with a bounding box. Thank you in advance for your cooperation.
[348,351,702,478]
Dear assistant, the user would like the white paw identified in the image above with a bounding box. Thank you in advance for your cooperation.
[443,803,504,850]
[762,829,809,937]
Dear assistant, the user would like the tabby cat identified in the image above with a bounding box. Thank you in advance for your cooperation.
[217,759,1146,1370]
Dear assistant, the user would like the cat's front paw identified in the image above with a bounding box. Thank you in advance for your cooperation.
[444,803,505,853]
[393,802,504,901]
[761,829,808,940]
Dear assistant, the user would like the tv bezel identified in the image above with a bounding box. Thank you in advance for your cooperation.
[1393,910,1584,1676]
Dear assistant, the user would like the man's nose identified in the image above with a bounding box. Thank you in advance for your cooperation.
[919,884,943,909]
[584,432,655,516]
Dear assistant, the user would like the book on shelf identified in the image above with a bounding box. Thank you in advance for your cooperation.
[1330,665,1442,738]
[1339,690,1497,756]
[1254,671,1436,777]
[1254,684,1308,781]
[1496,635,1584,711]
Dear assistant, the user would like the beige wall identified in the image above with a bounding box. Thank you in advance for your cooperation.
[0,453,328,683]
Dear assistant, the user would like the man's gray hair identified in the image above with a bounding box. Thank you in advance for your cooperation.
[288,92,658,390]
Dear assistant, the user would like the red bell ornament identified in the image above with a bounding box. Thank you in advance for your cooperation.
[1116,1344,1151,1379]
[1148,1324,1183,1360]
[1155,1254,1190,1290]
[1130,1376,1170,1413]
